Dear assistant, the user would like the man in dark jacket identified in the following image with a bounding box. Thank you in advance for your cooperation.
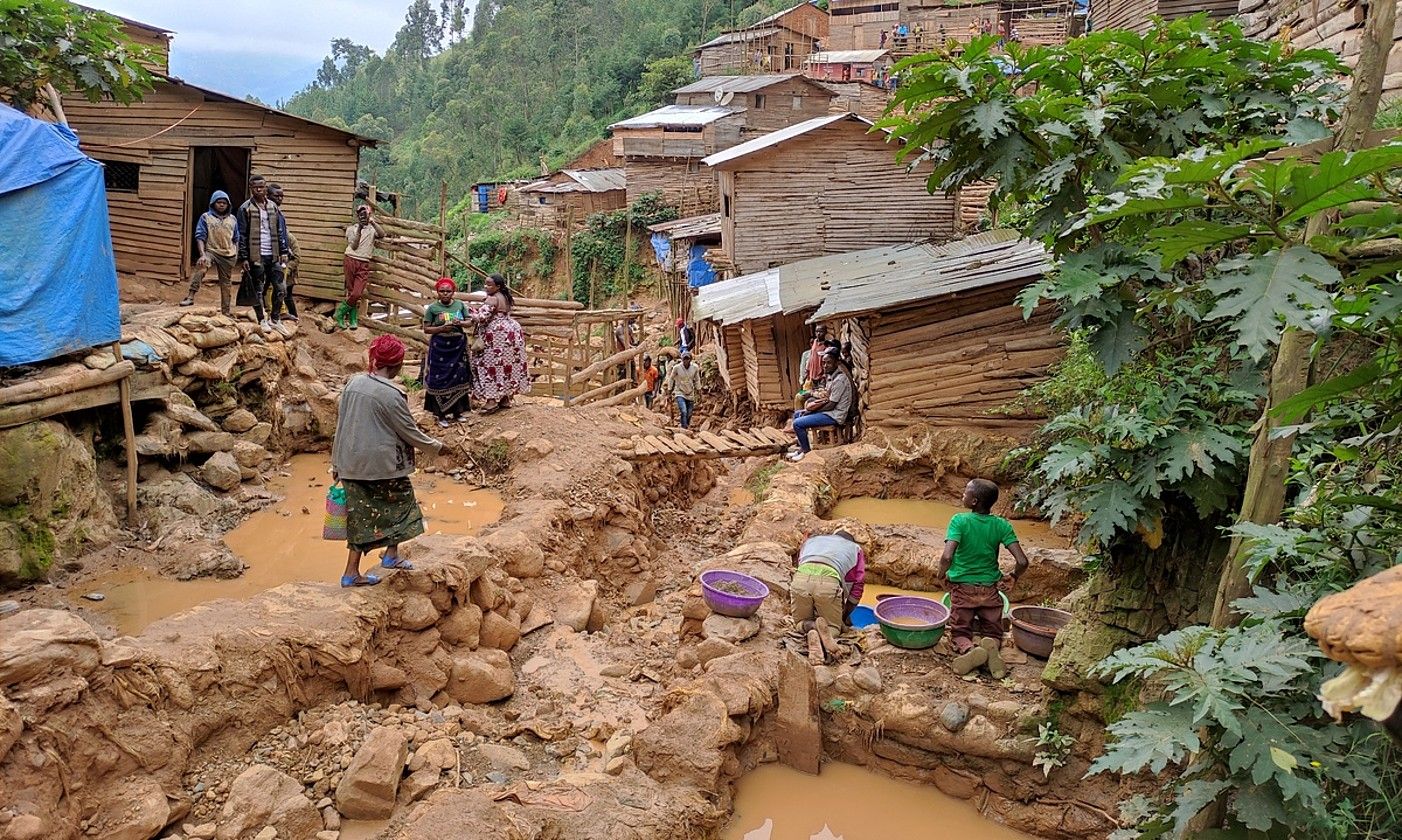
[236,174,291,333]
[268,183,300,321]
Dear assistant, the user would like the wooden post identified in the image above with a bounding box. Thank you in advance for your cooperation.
[112,342,137,526]
[564,205,575,298]
[438,180,448,276]
[620,206,634,299]
[588,258,598,311]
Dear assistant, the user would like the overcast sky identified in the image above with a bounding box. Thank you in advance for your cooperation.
[90,1,425,104]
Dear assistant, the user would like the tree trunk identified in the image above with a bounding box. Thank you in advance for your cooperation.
[1210,0,1398,628]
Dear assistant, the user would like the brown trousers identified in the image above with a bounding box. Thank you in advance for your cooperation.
[791,572,844,627]
[344,255,371,304]
[948,582,1004,653]
[187,253,236,313]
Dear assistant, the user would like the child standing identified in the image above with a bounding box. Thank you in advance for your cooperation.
[938,478,1028,678]
[638,354,660,409]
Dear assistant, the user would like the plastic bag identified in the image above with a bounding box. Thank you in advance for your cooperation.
[323,483,347,541]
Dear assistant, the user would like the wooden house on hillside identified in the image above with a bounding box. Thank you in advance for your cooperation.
[1091,0,1235,33]
[815,80,894,121]
[828,0,1074,53]
[1238,0,1402,97]
[648,213,723,323]
[804,49,893,83]
[672,75,837,136]
[608,105,744,215]
[695,231,1058,431]
[702,112,965,276]
[695,2,831,76]
[513,169,626,228]
[59,15,376,301]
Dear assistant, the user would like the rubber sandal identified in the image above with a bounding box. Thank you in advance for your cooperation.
[951,647,987,676]
[340,573,382,588]
[380,555,415,570]
[979,637,1006,679]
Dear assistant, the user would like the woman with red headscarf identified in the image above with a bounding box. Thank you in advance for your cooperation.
[330,335,444,587]
[422,278,472,426]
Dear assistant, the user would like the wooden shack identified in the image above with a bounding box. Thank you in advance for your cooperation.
[809,232,1058,434]
[514,169,626,228]
[828,0,1074,53]
[609,105,744,215]
[1091,0,1235,33]
[703,113,964,276]
[804,49,893,83]
[695,2,831,76]
[59,16,375,302]
[648,213,723,322]
[815,80,894,120]
[1239,0,1402,97]
[672,75,836,136]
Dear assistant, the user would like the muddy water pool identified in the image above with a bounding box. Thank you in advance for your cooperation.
[827,497,1068,548]
[81,454,504,635]
[723,761,1035,839]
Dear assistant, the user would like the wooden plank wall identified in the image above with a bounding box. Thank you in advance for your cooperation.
[828,3,900,51]
[699,38,773,76]
[739,80,837,135]
[1240,0,1402,98]
[722,119,958,275]
[516,190,626,229]
[819,81,895,120]
[957,182,996,231]
[626,159,719,215]
[61,82,362,301]
[718,323,746,392]
[860,283,1062,433]
[1091,0,1234,34]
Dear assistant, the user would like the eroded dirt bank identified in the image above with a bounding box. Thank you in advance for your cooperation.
[4,366,1129,840]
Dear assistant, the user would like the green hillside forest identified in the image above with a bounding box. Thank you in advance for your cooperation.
[287,0,805,217]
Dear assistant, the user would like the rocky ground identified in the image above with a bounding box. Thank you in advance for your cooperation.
[3,308,1136,840]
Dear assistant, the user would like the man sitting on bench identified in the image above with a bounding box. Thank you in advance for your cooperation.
[787,350,852,462]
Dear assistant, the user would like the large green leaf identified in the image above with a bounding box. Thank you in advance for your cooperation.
[1080,478,1145,543]
[1279,143,1402,224]
[1205,247,1338,360]
[964,100,1016,142]
[1146,220,1252,264]
[1269,361,1381,423]
[1088,307,1148,375]
[1088,703,1203,776]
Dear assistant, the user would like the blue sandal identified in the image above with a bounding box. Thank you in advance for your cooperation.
[380,554,414,570]
[340,573,382,588]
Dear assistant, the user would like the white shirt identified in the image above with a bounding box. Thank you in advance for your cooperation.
[258,205,272,257]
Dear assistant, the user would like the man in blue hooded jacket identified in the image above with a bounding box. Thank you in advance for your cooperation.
[181,190,238,314]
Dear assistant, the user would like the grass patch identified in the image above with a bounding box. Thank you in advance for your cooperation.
[745,461,785,502]
[472,439,511,474]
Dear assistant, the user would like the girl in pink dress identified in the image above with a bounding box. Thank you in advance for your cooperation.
[469,274,531,412]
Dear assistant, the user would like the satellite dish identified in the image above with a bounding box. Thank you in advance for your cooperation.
[714,88,725,103]
[719,91,735,106]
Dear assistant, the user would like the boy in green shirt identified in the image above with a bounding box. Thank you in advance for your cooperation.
[937,478,1029,678]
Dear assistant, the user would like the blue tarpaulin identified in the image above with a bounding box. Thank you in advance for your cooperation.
[0,104,121,367]
[687,243,717,289]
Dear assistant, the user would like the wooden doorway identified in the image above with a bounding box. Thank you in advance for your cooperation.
[187,147,250,268]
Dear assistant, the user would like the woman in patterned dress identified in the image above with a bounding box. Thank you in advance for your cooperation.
[468,273,531,412]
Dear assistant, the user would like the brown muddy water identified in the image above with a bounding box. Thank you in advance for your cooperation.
[723,762,1036,839]
[80,454,504,635]
[827,497,1068,548]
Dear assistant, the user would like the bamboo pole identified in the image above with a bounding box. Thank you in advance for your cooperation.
[361,317,428,347]
[571,377,632,406]
[592,382,650,408]
[113,343,137,526]
[572,344,646,384]
[438,180,448,276]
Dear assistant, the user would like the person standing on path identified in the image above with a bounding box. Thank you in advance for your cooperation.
[422,278,472,426]
[236,174,291,333]
[675,318,695,355]
[664,350,700,429]
[638,354,660,409]
[267,183,299,321]
[181,190,238,313]
[467,273,532,413]
[331,335,444,587]
[339,204,383,329]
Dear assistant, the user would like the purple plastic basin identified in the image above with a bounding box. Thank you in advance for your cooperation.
[873,595,950,631]
[700,569,770,618]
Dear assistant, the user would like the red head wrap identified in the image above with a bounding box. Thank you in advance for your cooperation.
[435,277,457,293]
[675,318,684,327]
[368,335,406,370]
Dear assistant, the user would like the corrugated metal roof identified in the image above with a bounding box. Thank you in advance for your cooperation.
[693,268,781,325]
[674,74,819,95]
[806,50,891,64]
[702,112,868,168]
[648,212,722,239]
[811,231,1052,321]
[519,168,626,194]
[697,27,781,49]
[609,105,738,130]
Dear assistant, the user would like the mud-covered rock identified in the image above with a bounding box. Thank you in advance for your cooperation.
[483,530,544,579]
[478,743,529,772]
[231,440,272,470]
[201,452,242,491]
[702,614,759,643]
[446,649,514,704]
[218,764,322,840]
[439,603,483,648]
[634,690,743,790]
[409,738,458,773]
[395,592,440,631]
[95,776,170,840]
[0,609,100,687]
[392,790,535,840]
[221,408,260,434]
[696,637,737,666]
[478,610,521,651]
[335,726,407,820]
[555,579,601,632]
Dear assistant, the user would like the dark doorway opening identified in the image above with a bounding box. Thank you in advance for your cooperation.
[189,147,251,265]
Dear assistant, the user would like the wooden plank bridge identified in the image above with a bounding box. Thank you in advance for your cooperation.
[615,426,794,461]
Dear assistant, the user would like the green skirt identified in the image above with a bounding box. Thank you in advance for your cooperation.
[343,477,425,552]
